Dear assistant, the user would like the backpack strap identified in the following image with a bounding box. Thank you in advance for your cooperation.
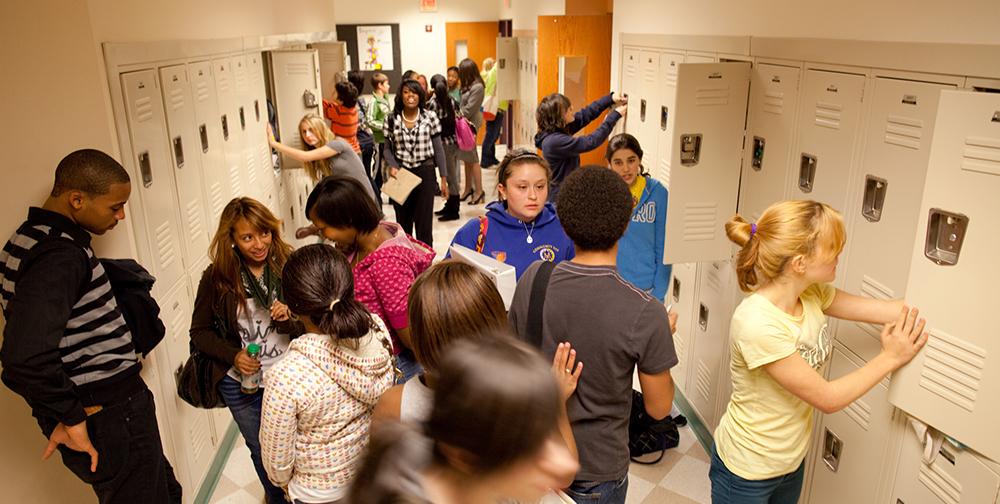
[526,261,556,349]
[475,216,489,253]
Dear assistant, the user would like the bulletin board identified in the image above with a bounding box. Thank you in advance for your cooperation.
[335,24,403,94]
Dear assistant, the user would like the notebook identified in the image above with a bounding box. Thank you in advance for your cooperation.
[382,168,422,205]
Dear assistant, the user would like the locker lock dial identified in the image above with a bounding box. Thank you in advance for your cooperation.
[303,89,317,108]
[924,208,969,266]
[680,134,702,167]
[751,136,765,171]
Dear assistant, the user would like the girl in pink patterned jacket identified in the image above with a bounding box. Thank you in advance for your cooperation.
[260,244,396,504]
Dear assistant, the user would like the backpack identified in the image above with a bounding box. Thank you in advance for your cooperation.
[628,389,681,464]
[100,258,165,357]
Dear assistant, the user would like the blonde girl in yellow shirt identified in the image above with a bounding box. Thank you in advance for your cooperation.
[710,200,929,504]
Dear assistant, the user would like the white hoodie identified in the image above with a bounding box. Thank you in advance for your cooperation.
[260,315,395,502]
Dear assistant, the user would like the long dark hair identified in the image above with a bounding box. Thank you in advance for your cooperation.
[428,74,455,124]
[347,70,366,95]
[457,58,483,90]
[605,133,648,176]
[304,175,383,234]
[347,336,562,502]
[393,79,427,116]
[536,93,571,134]
[281,244,375,341]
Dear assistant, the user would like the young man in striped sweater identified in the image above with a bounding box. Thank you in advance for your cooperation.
[0,149,181,503]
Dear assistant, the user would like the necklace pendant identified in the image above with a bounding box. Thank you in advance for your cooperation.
[526,235,533,244]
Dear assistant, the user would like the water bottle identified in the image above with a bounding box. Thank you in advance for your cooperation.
[241,343,262,394]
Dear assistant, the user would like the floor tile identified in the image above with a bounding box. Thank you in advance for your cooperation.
[625,473,657,504]
[641,485,704,504]
[629,448,686,485]
[660,456,712,504]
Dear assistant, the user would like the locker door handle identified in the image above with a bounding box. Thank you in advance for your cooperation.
[698,303,709,331]
[640,99,647,122]
[199,124,209,152]
[672,276,681,303]
[861,175,888,222]
[172,136,184,169]
[924,208,969,266]
[136,151,153,188]
[254,100,261,122]
[660,106,668,131]
[822,428,843,473]
[680,134,702,166]
[799,153,817,193]
[751,136,765,171]
[239,106,246,130]
[221,114,229,141]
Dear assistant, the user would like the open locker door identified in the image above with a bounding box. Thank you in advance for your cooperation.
[267,50,322,170]
[887,90,1000,464]
[663,62,750,264]
[496,37,519,101]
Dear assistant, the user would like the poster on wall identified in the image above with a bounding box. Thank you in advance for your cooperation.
[357,25,394,71]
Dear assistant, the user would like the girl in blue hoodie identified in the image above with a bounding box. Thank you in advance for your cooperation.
[606,133,672,302]
[449,149,574,278]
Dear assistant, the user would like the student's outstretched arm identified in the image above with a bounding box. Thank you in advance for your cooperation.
[548,109,623,156]
[566,93,616,134]
[267,124,339,163]
[824,289,905,324]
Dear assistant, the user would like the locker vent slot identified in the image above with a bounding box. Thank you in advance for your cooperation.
[659,158,671,188]
[210,182,225,217]
[960,136,1000,176]
[642,62,657,83]
[918,459,962,504]
[154,222,177,270]
[705,263,723,294]
[134,97,154,123]
[843,398,872,430]
[186,201,204,242]
[246,152,258,186]
[673,334,686,370]
[919,329,985,412]
[167,87,185,111]
[856,276,894,339]
[285,62,312,76]
[194,80,210,103]
[696,360,712,402]
[814,101,843,129]
[695,86,730,107]
[216,73,230,94]
[229,164,241,194]
[191,411,211,464]
[682,203,717,241]
[763,90,785,115]
[884,115,924,150]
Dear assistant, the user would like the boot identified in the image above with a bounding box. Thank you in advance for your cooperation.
[437,195,461,222]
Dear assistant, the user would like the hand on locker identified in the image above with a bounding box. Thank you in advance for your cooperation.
[613,93,628,107]
[266,123,277,145]
[879,306,929,368]
[615,103,628,117]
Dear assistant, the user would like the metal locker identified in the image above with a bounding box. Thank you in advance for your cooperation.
[685,260,736,430]
[636,51,662,160]
[738,63,802,222]
[496,37,519,101]
[663,62,751,265]
[807,346,898,504]
[668,262,701,393]
[890,414,1000,504]
[684,53,717,64]
[188,60,229,223]
[158,64,211,272]
[267,50,323,171]
[211,57,246,198]
[232,54,261,200]
[788,69,866,215]
[309,41,348,103]
[835,77,954,363]
[120,69,186,296]
[887,90,1000,464]
[246,51,276,205]
[653,51,684,187]
[621,48,642,136]
[138,346,178,468]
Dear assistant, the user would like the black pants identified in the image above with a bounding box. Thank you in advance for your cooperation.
[361,142,377,197]
[391,160,437,248]
[39,386,182,504]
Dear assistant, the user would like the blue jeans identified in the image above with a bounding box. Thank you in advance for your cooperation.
[219,376,289,504]
[709,444,804,504]
[395,347,423,385]
[481,109,505,167]
[565,475,628,503]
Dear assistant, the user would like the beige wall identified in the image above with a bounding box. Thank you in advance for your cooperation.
[500,0,564,31]
[0,1,335,501]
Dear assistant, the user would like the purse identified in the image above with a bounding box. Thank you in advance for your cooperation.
[175,346,225,409]
[628,389,680,464]
[455,116,476,151]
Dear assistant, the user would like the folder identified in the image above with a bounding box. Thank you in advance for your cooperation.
[382,168,422,205]
[448,244,517,311]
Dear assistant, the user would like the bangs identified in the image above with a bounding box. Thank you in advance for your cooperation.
[813,207,846,260]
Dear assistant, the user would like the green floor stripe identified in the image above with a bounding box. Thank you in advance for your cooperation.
[195,420,239,504]
[674,390,713,454]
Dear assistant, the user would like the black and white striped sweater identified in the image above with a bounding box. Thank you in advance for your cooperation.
[0,207,139,425]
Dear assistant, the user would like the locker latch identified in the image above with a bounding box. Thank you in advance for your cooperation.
[498,58,505,69]
[680,134,702,166]
[138,151,153,188]
[698,303,709,331]
[862,175,888,222]
[303,89,317,108]
[221,114,229,141]
[672,277,681,303]
[822,428,843,473]
[799,153,817,193]
[924,208,969,266]
[660,106,668,131]
[751,136,765,171]
[172,136,184,169]
[640,99,647,122]
[239,106,246,130]
[254,100,261,122]
[992,111,1000,123]
[199,124,209,153]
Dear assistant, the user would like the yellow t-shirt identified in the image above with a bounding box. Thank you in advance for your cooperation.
[714,283,837,480]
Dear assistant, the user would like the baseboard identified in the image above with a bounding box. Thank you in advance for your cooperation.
[675,390,713,454]
[194,420,239,504]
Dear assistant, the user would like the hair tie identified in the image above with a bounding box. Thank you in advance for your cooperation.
[750,223,758,238]
[327,298,341,311]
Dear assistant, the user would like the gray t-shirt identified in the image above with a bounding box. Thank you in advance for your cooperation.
[509,261,678,482]
[326,139,377,204]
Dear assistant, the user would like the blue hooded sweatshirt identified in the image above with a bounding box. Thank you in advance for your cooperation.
[448,201,574,279]
[617,175,671,302]
[534,93,622,201]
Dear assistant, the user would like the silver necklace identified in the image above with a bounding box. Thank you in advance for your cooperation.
[522,220,536,244]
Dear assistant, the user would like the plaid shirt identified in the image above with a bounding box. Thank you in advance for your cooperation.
[388,109,442,169]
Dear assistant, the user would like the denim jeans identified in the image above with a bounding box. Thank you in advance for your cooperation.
[709,444,805,504]
[39,386,183,504]
[219,376,289,504]
[565,475,628,504]
[394,347,423,385]
[481,109,505,167]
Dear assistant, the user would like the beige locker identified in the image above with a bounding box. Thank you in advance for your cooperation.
[662,62,751,265]
[621,48,642,137]
[232,54,263,201]
[835,77,953,363]
[267,50,323,171]
[653,51,683,187]
[139,346,178,470]
[684,53,717,64]
[188,61,230,223]
[887,90,1000,464]
[890,416,1000,503]
[245,52,276,207]
[158,64,211,271]
[309,41,348,102]
[685,260,736,430]
[635,51,662,159]
[738,63,802,222]
[120,69,186,296]
[210,57,246,199]
[496,37,519,102]
[806,346,897,504]
[788,69,865,215]
[668,262,700,393]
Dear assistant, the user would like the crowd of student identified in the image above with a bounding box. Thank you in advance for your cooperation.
[0,57,929,504]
